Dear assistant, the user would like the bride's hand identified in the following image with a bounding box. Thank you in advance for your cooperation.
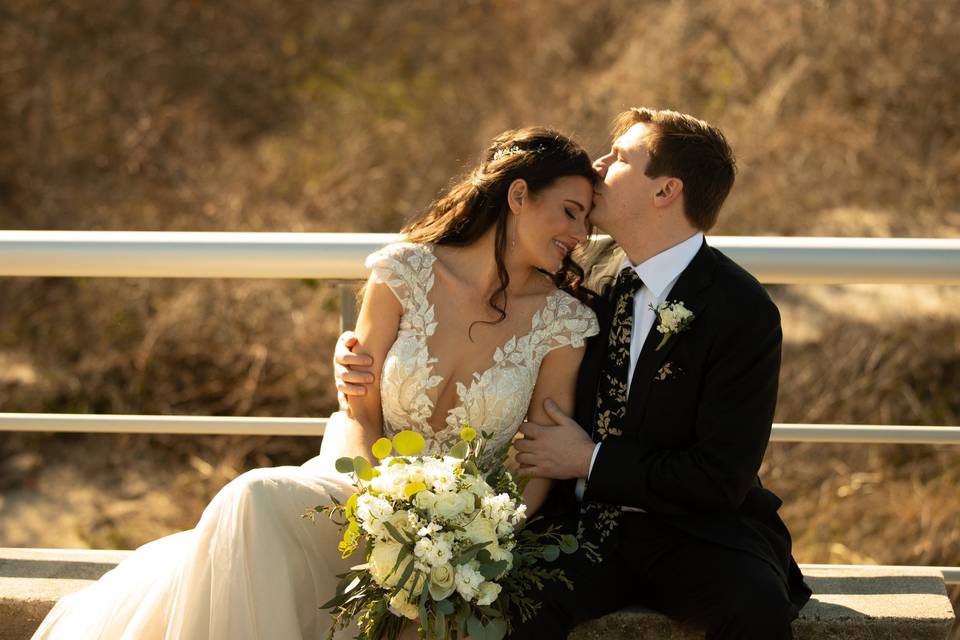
[334,331,375,416]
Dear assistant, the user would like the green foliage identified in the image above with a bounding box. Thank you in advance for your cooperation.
[372,437,393,460]
[353,456,374,481]
[393,431,426,456]
[335,457,355,474]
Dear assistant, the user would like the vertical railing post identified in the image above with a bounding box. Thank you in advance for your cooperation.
[339,283,359,333]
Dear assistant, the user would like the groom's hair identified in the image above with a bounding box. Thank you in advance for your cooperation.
[613,108,735,232]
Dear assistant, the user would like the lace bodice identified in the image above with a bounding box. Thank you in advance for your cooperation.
[365,242,599,457]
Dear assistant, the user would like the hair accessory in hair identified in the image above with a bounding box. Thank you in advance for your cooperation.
[491,144,549,162]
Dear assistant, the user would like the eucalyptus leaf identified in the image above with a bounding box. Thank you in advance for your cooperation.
[433,609,446,639]
[353,456,374,481]
[467,617,486,640]
[335,457,355,474]
[453,541,491,565]
[435,599,455,615]
[541,545,560,561]
[479,560,509,579]
[487,618,508,640]
[559,534,579,554]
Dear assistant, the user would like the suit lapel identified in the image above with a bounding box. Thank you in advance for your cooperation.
[625,241,716,421]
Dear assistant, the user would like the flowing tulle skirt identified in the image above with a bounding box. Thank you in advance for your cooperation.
[32,419,360,640]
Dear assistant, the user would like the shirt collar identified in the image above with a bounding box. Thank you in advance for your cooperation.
[620,232,704,298]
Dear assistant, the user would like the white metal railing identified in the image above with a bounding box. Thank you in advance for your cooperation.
[2,413,960,444]
[2,231,959,584]
[2,231,960,283]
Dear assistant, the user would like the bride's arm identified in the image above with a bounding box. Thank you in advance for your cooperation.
[318,277,401,465]
[518,343,586,516]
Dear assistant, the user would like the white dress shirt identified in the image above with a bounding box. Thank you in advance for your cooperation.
[575,231,704,500]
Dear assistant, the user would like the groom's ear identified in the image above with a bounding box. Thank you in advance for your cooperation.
[507,179,528,215]
[653,177,683,209]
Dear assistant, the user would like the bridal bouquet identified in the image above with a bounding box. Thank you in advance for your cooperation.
[305,426,577,640]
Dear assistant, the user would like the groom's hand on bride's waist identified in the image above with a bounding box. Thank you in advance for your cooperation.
[334,331,375,415]
[515,400,594,480]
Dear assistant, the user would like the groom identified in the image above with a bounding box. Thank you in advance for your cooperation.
[335,108,811,639]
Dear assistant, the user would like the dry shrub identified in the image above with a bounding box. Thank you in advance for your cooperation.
[771,316,960,624]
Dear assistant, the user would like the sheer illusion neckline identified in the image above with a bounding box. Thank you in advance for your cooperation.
[418,244,564,434]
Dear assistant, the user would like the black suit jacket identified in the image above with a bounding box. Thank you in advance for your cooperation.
[555,236,811,608]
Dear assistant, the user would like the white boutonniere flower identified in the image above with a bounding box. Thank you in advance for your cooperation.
[651,300,695,351]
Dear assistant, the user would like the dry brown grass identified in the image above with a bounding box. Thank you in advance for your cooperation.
[1,0,958,631]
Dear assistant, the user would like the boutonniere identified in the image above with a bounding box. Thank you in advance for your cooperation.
[650,300,695,351]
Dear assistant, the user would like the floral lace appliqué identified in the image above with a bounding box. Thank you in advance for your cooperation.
[366,243,599,462]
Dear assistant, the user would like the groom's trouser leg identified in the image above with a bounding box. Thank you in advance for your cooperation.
[619,514,797,640]
[506,513,633,640]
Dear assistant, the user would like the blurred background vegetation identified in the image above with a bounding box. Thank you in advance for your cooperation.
[1,0,958,626]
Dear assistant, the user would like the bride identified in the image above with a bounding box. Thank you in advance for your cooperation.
[31,127,600,640]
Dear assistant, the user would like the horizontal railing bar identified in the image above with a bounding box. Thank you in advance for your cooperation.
[0,413,327,436]
[2,414,959,444]
[768,424,960,445]
[801,563,959,585]
[2,231,959,284]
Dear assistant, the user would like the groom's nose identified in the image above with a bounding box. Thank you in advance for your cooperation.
[593,156,609,178]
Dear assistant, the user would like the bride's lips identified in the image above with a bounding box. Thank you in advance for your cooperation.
[553,239,573,260]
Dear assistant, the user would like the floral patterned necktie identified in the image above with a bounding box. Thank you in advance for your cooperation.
[578,266,643,563]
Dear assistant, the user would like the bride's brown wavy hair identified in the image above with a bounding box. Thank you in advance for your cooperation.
[403,127,599,326]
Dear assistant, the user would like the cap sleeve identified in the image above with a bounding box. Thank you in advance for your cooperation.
[535,291,600,357]
[364,242,435,312]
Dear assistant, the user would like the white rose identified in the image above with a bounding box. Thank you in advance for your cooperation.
[475,581,502,606]
[413,490,437,512]
[462,474,493,498]
[463,517,498,546]
[388,589,420,620]
[434,491,469,519]
[428,563,456,601]
[385,509,412,536]
[369,541,410,588]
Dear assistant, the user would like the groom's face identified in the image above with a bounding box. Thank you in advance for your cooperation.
[589,122,659,235]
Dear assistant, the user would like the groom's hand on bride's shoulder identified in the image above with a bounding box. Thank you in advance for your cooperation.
[515,399,594,480]
[333,331,374,415]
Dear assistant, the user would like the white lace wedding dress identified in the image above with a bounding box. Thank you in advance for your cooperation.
[32,242,598,640]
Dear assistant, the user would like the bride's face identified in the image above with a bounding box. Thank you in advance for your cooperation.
[509,175,593,274]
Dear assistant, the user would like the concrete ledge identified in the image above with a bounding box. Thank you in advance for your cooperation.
[0,548,130,640]
[571,565,956,640]
[1,549,955,640]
